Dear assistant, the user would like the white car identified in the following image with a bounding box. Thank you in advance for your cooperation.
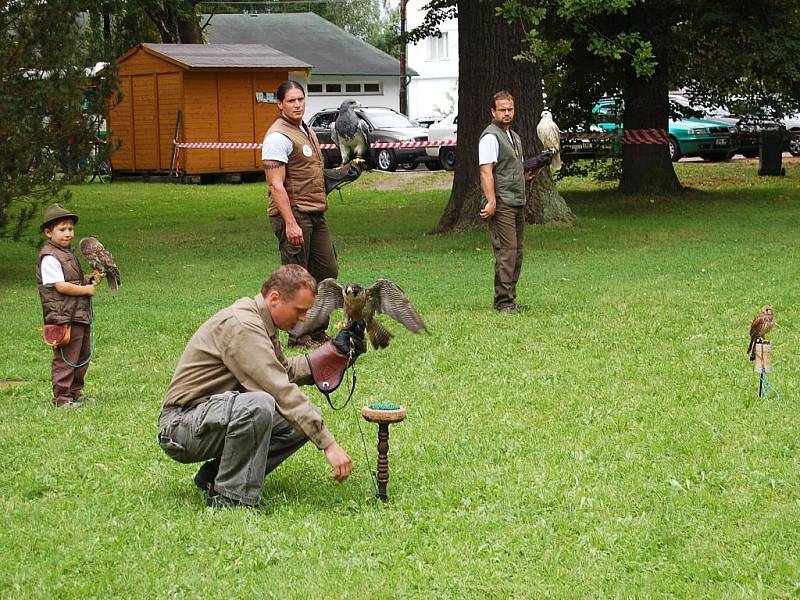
[783,113,800,156]
[426,113,457,170]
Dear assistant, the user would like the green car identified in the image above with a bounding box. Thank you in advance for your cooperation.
[593,99,737,162]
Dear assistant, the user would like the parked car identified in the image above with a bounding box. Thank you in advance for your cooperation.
[670,93,791,159]
[593,98,737,161]
[413,116,442,129]
[307,106,431,171]
[782,113,800,156]
[425,113,457,170]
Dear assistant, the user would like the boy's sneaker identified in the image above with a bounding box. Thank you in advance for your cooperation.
[53,398,81,408]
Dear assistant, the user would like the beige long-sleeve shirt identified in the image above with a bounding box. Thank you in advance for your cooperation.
[163,293,334,449]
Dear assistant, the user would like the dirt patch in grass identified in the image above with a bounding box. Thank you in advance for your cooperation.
[367,170,453,192]
[0,380,26,387]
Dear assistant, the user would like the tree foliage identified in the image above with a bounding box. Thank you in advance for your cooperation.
[411,0,800,195]
[1,0,118,241]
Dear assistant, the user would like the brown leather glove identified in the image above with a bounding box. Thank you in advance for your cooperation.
[323,160,367,195]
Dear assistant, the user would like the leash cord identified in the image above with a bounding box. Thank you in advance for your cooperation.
[758,371,781,402]
[60,300,94,369]
[321,339,379,497]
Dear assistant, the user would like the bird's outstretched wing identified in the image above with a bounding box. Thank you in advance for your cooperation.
[79,236,121,291]
[290,278,345,338]
[366,279,427,334]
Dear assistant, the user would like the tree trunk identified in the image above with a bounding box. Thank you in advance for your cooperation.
[528,168,575,224]
[435,0,572,232]
[176,1,203,44]
[618,7,682,194]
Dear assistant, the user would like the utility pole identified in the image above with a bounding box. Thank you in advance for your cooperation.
[399,0,407,115]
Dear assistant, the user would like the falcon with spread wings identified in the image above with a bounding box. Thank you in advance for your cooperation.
[331,99,371,164]
[291,278,427,349]
[79,236,120,291]
[537,110,562,171]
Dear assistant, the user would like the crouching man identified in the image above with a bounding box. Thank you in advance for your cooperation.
[157,264,366,508]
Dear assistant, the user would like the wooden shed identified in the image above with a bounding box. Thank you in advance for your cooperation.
[108,43,310,176]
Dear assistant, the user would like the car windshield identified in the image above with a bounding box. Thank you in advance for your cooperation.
[363,110,416,128]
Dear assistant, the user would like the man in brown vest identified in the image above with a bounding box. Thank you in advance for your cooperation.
[479,91,535,314]
[263,81,363,348]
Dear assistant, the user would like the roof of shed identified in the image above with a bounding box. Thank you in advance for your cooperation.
[203,12,414,76]
[123,43,311,69]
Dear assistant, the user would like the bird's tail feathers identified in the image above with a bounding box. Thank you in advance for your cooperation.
[367,320,394,349]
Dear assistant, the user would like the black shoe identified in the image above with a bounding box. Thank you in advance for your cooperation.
[193,459,220,494]
[207,493,250,509]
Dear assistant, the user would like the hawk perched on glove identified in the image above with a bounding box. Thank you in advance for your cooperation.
[331,99,371,164]
[79,236,120,291]
[291,278,427,349]
[537,110,562,171]
[748,304,774,361]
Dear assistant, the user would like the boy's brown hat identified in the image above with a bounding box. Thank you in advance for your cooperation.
[40,204,79,231]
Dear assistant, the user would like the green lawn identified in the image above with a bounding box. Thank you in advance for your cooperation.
[1,160,798,598]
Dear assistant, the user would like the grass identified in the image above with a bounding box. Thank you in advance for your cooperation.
[1,159,799,598]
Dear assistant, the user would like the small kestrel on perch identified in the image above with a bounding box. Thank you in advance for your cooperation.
[748,304,774,361]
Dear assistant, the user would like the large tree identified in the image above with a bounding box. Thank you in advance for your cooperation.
[410,0,574,232]
[1,0,117,241]
[512,0,800,194]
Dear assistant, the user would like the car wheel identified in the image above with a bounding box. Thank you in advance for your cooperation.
[703,155,727,162]
[668,137,682,162]
[376,149,397,172]
[424,161,439,171]
[439,147,456,171]
[742,150,759,159]
[789,132,800,157]
[400,161,415,171]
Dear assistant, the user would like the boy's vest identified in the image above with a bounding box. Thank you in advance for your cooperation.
[36,242,91,325]
[266,115,326,216]
[480,122,526,207]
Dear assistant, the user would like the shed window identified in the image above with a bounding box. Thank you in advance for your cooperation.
[325,83,342,93]
[307,83,323,94]
[345,83,361,93]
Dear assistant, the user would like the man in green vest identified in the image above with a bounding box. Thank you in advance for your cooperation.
[478,90,534,314]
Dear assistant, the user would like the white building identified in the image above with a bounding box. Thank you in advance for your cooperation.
[205,12,411,119]
[406,0,459,120]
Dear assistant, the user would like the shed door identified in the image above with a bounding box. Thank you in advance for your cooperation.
[132,75,159,170]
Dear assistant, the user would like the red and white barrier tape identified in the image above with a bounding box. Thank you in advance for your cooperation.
[172,139,457,150]
[621,129,669,144]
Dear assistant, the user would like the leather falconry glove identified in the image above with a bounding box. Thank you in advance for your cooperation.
[306,320,366,395]
[332,319,367,365]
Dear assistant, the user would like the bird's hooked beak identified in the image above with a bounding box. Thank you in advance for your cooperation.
[344,284,365,298]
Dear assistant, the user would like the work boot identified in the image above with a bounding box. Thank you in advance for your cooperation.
[193,459,220,494]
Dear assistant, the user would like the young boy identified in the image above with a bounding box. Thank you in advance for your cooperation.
[36,204,97,408]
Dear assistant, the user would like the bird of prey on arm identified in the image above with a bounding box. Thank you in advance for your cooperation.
[79,236,120,290]
[331,99,371,164]
[291,278,427,349]
[537,110,562,171]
